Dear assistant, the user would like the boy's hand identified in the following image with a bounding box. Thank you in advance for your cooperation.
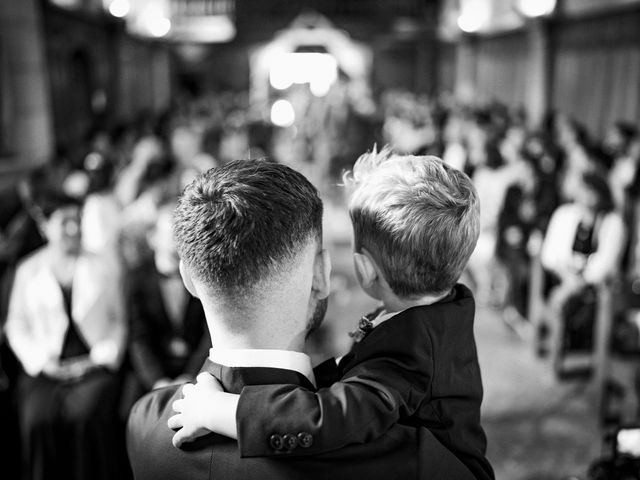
[168,373,224,448]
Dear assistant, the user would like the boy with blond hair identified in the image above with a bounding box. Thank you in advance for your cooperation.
[169,148,494,480]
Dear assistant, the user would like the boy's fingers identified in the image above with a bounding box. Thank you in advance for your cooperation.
[167,414,183,430]
[196,372,214,384]
[172,429,186,448]
[196,372,224,392]
[181,383,194,397]
[172,399,184,413]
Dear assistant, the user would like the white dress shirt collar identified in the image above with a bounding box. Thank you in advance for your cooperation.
[209,348,316,388]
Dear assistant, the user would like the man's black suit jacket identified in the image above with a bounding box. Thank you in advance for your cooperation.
[127,359,476,480]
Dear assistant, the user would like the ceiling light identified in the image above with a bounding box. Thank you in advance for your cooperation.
[108,0,130,18]
[515,0,557,18]
[457,0,491,33]
[271,100,295,128]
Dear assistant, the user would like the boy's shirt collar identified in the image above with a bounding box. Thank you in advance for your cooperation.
[349,287,458,342]
[208,348,316,387]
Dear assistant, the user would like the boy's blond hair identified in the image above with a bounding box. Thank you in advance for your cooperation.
[344,146,480,297]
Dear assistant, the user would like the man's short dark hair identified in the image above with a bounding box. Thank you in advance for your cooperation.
[173,160,323,293]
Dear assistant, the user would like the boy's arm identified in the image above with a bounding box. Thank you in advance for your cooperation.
[169,357,340,447]
[236,353,432,457]
[168,354,431,456]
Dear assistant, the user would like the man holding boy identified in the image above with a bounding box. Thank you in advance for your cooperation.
[127,159,476,479]
[167,149,493,479]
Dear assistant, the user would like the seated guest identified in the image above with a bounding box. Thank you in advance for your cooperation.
[542,171,625,294]
[5,191,127,480]
[0,168,54,480]
[126,202,209,393]
[540,172,625,361]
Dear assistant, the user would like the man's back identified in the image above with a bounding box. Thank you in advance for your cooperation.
[127,361,475,480]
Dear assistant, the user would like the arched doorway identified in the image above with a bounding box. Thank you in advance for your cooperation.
[249,12,375,184]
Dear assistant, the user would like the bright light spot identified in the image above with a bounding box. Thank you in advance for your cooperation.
[148,16,171,37]
[170,15,236,43]
[310,79,330,97]
[271,100,295,127]
[108,0,130,18]
[140,5,172,37]
[50,0,80,8]
[269,53,338,93]
[270,67,293,90]
[516,0,557,18]
[617,428,640,456]
[457,0,490,33]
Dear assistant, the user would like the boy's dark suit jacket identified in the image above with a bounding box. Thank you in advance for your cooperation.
[236,284,494,480]
[126,359,476,480]
[127,262,210,389]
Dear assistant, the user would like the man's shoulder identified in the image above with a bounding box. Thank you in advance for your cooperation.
[127,385,216,480]
[126,384,474,480]
[128,385,182,437]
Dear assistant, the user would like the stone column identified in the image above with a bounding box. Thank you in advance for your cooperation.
[525,18,553,128]
[454,35,477,102]
[0,0,53,168]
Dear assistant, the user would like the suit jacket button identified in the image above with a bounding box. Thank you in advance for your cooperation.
[297,432,313,448]
[269,434,284,450]
[283,433,298,450]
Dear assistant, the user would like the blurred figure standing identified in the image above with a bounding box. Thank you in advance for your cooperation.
[80,151,122,262]
[125,203,209,397]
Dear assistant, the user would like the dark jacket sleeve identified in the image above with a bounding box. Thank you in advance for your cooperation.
[236,327,434,457]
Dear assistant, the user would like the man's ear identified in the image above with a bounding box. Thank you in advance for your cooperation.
[179,260,199,298]
[312,249,331,299]
[353,250,377,288]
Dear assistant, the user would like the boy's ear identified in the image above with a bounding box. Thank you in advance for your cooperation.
[353,251,377,288]
[312,249,331,299]
[179,260,199,298]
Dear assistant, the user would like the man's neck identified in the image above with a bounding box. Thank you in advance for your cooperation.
[194,280,310,354]
[206,313,307,354]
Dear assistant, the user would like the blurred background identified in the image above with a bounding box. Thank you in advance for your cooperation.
[1,0,640,479]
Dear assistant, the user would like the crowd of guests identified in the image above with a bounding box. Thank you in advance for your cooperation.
[383,92,640,357]
[0,93,249,480]
[0,86,639,478]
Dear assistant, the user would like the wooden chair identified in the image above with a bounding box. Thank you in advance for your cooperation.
[593,282,640,427]
[526,231,553,357]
